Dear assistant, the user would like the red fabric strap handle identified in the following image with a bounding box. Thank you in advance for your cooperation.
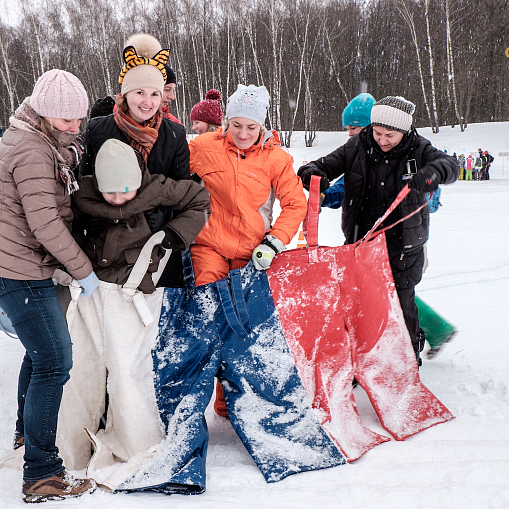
[304,176,432,248]
[302,175,322,248]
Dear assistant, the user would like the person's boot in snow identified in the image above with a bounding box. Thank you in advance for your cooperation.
[22,470,96,503]
[427,330,457,359]
[213,379,229,418]
[13,433,24,450]
[414,328,425,368]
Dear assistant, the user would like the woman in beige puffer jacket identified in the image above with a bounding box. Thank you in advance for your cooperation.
[0,69,97,503]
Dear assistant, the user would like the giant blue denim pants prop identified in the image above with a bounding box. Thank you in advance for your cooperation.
[0,278,71,481]
[119,255,345,494]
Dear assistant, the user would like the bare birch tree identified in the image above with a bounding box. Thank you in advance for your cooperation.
[0,23,17,115]
[393,0,436,132]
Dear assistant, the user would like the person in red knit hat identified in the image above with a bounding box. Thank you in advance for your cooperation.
[190,89,223,135]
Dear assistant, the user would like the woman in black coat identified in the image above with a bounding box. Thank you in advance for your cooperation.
[298,96,459,364]
[79,33,191,287]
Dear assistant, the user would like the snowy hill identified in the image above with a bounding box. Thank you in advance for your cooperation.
[1,121,508,508]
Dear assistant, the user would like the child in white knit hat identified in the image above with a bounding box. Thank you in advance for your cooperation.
[55,138,209,472]
[73,137,209,294]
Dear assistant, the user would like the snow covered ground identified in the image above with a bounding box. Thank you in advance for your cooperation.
[1,122,508,508]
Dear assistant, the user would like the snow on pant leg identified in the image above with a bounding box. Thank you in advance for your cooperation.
[190,244,249,418]
[220,263,346,482]
[343,234,454,440]
[267,247,389,461]
[120,284,224,494]
[97,283,165,463]
[56,285,107,470]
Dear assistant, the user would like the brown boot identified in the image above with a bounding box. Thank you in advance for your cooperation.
[13,434,24,450]
[22,470,96,503]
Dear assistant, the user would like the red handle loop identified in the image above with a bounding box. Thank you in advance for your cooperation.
[303,179,432,250]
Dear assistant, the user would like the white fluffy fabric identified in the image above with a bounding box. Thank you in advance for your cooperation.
[124,33,162,58]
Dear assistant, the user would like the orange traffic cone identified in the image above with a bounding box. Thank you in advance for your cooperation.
[296,230,306,249]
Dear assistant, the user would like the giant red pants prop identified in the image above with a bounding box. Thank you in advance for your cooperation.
[267,179,454,461]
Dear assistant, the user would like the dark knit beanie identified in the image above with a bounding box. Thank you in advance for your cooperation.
[165,64,176,85]
[90,96,115,119]
[190,89,223,126]
[371,96,415,133]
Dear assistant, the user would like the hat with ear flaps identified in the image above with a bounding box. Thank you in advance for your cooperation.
[119,33,170,96]
[226,84,270,127]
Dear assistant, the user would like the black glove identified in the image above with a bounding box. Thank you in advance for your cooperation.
[297,165,329,193]
[144,206,174,233]
[408,166,439,193]
[85,216,108,237]
[161,226,184,251]
[190,172,203,184]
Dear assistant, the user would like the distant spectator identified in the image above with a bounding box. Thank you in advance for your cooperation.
[483,150,493,180]
[474,150,484,180]
[457,154,465,180]
[466,155,473,181]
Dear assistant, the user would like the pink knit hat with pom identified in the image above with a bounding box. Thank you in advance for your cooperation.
[30,69,89,119]
[190,89,223,126]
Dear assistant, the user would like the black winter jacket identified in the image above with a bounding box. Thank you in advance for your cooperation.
[78,114,191,287]
[301,126,459,253]
[78,114,190,180]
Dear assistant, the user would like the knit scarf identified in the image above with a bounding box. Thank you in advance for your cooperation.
[10,98,80,195]
[113,95,162,163]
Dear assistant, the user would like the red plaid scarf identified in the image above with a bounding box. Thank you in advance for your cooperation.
[113,96,163,163]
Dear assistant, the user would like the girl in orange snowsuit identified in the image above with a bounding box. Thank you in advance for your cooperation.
[188,84,307,415]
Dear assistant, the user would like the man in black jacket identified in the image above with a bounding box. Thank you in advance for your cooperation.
[298,96,459,365]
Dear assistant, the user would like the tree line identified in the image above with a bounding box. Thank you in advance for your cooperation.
[0,0,507,146]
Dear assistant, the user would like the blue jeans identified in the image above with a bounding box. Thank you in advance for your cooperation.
[0,277,72,481]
